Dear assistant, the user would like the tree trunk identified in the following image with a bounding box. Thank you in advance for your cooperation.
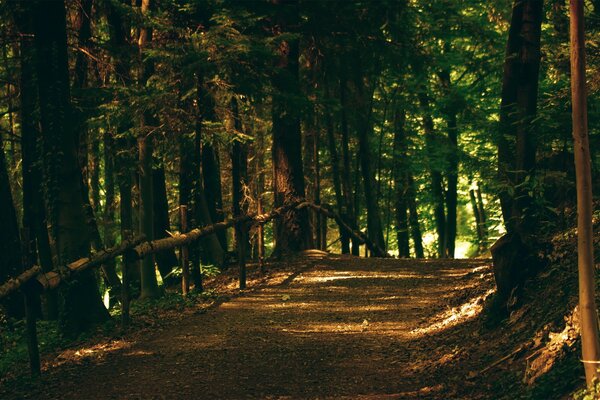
[392,106,410,258]
[271,0,311,255]
[231,97,250,256]
[419,92,446,258]
[137,0,160,299]
[194,75,225,272]
[339,73,360,255]
[324,95,349,253]
[14,3,58,319]
[438,70,458,258]
[197,82,226,250]
[569,0,600,385]
[352,67,386,255]
[33,0,109,335]
[153,167,178,281]
[469,185,485,252]
[498,0,543,234]
[407,174,424,258]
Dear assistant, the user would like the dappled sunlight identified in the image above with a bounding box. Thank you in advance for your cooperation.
[409,288,495,337]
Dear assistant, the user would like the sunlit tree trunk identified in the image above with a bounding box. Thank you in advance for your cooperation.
[419,92,446,258]
[569,0,600,385]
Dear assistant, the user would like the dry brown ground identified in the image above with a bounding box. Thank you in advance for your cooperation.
[3,253,499,400]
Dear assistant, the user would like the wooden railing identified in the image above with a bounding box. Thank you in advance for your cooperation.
[0,200,388,377]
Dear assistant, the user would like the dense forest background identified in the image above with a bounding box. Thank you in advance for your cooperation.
[1,0,600,354]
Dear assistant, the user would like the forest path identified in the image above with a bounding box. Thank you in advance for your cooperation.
[19,255,496,400]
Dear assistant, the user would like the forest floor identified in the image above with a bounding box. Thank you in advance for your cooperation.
[0,252,582,399]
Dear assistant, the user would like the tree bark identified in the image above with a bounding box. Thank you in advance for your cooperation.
[325,96,349,253]
[137,0,160,299]
[419,92,446,258]
[339,73,360,255]
[231,97,250,260]
[153,167,179,281]
[498,0,543,235]
[392,106,410,258]
[569,0,600,385]
[271,0,311,255]
[352,67,386,255]
[33,0,109,335]
[438,70,458,258]
[407,174,425,258]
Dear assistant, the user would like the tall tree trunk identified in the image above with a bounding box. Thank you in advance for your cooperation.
[198,83,227,251]
[325,95,349,253]
[393,106,410,258]
[339,73,360,255]
[153,167,178,281]
[419,92,446,258]
[352,67,386,255]
[231,97,250,255]
[15,3,57,319]
[271,0,311,255]
[137,0,160,299]
[569,0,600,385]
[438,70,459,258]
[33,0,109,335]
[498,0,543,235]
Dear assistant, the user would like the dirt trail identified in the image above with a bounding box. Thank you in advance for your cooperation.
[10,255,496,400]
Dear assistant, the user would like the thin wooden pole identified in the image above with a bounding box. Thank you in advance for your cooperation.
[569,0,600,385]
[180,205,190,295]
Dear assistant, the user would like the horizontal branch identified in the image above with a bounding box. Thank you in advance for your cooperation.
[0,265,42,299]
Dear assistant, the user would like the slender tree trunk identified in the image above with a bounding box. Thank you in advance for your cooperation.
[325,94,349,253]
[271,0,311,255]
[339,73,360,255]
[33,0,109,335]
[153,167,178,280]
[393,106,410,258]
[194,75,225,272]
[352,68,386,255]
[569,0,600,385]
[407,174,424,258]
[137,0,160,299]
[469,185,485,252]
[419,92,446,258]
[438,70,459,258]
[475,184,488,242]
[231,97,250,255]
